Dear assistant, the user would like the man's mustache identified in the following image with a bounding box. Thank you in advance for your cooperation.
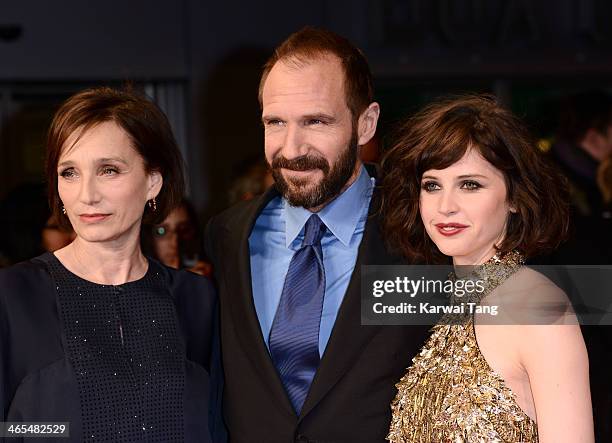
[271,155,330,174]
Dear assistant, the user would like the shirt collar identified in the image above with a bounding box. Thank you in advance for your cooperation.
[283,165,373,248]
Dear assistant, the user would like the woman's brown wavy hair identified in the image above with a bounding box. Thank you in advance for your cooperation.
[380,94,569,263]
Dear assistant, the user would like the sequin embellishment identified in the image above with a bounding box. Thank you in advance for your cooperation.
[388,250,538,442]
[46,256,185,442]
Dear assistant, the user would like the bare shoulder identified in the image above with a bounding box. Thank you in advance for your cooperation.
[477,265,586,371]
[480,269,593,440]
[499,266,566,301]
[496,267,586,366]
[484,266,575,326]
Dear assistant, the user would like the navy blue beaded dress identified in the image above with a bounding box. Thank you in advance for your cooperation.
[0,252,216,442]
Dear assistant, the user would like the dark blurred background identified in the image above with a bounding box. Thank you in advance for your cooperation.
[0,0,611,439]
[1,0,611,218]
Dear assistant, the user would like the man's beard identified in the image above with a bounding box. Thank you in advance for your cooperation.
[270,131,359,209]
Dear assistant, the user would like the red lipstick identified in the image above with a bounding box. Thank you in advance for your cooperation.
[435,223,468,237]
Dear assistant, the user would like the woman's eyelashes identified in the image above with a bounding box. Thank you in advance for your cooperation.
[421,180,440,192]
[420,179,484,192]
[59,168,77,179]
[58,165,121,179]
[101,165,120,176]
[460,180,483,191]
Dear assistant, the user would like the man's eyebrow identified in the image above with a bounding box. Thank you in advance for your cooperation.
[303,113,337,123]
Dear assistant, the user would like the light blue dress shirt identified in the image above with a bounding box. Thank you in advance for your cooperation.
[249,166,374,357]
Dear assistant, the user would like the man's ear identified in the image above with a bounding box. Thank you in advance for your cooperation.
[357,102,380,146]
[147,170,163,201]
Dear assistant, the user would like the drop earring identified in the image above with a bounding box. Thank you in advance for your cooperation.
[148,198,157,211]
[62,206,67,215]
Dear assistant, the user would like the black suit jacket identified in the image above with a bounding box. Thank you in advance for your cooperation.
[205,188,429,443]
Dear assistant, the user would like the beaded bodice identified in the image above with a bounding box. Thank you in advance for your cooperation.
[388,251,538,442]
[46,254,185,442]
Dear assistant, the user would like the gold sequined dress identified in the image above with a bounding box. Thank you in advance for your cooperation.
[388,251,538,442]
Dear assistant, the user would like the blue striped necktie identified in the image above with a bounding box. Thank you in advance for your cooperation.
[269,214,326,414]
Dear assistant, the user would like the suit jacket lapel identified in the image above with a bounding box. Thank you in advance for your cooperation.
[220,188,295,416]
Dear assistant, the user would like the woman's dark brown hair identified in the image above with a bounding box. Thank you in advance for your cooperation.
[380,94,569,263]
[46,87,185,228]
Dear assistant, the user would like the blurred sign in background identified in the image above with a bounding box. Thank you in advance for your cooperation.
[1,0,611,212]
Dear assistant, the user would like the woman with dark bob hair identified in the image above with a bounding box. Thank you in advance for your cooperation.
[381,95,593,442]
[0,87,217,442]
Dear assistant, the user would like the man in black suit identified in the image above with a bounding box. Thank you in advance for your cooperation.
[205,27,428,442]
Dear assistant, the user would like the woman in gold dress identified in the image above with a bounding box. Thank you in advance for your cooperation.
[381,95,594,442]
